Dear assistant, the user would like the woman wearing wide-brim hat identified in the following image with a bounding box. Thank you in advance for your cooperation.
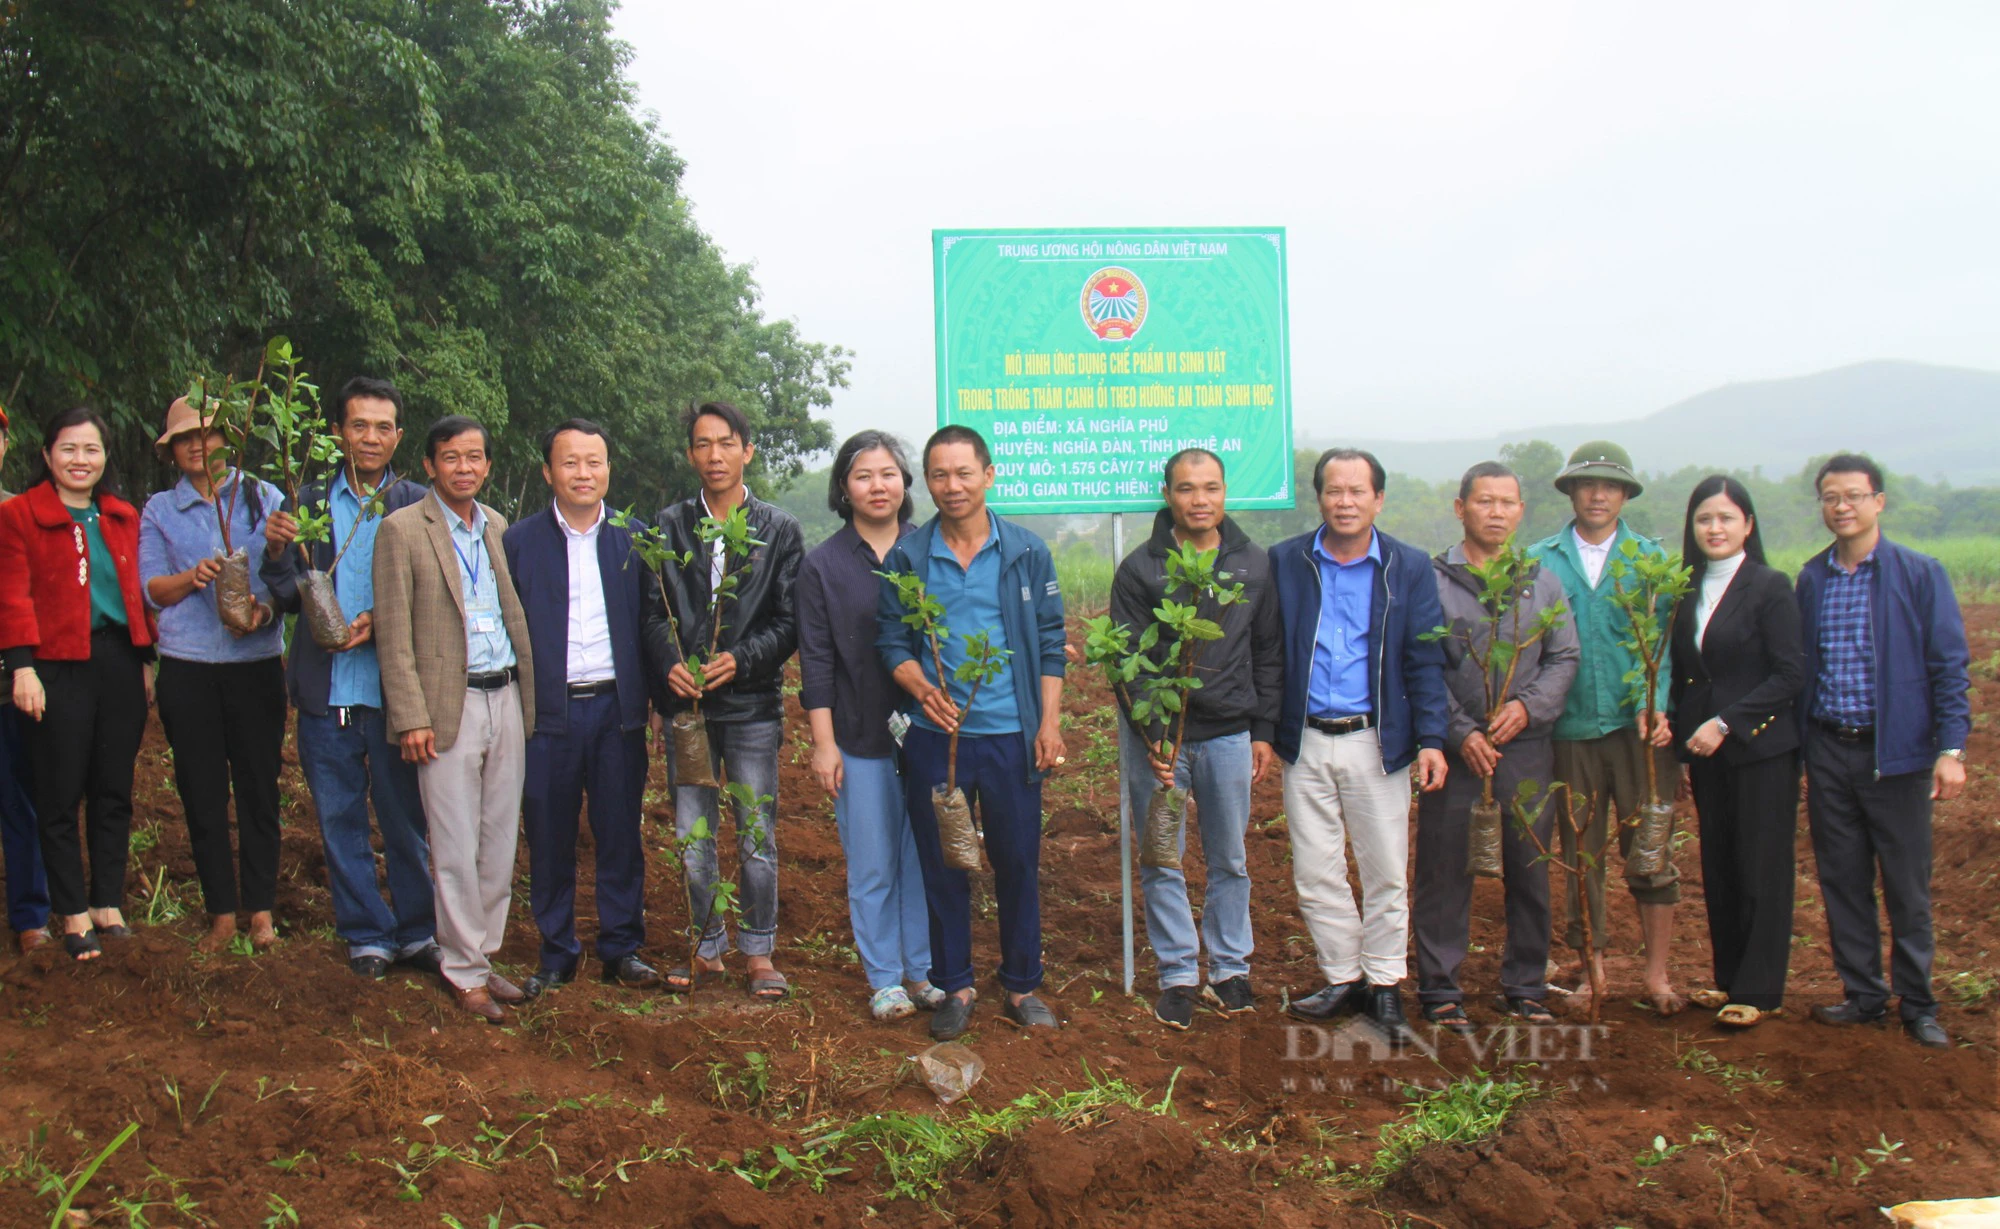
[139,395,291,952]
[0,406,156,962]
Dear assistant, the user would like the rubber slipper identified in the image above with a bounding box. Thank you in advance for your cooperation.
[63,931,101,962]
[664,965,726,991]
[1716,1004,1763,1029]
[748,971,791,1001]
[1688,988,1729,1010]
[1421,1002,1476,1035]
[1505,996,1556,1024]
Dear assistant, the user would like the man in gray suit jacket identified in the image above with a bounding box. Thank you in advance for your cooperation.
[374,415,536,1024]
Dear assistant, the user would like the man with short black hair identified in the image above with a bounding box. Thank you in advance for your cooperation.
[1271,448,1449,1044]
[505,420,677,998]
[878,425,1068,1039]
[654,402,803,1000]
[1110,448,1282,1029]
[1415,462,1578,1030]
[262,377,437,981]
[1798,453,1970,1048]
[374,416,535,1023]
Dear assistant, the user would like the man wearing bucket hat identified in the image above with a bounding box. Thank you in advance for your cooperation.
[0,403,54,955]
[1530,441,1686,1016]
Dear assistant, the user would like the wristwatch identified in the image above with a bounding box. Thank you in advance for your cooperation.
[1713,718,1730,738]
[1941,748,1966,764]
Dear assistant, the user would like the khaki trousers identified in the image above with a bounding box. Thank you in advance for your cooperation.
[1553,726,1681,952]
[419,682,527,990]
[1282,727,1414,986]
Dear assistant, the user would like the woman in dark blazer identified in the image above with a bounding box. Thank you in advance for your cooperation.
[1669,475,1805,1027]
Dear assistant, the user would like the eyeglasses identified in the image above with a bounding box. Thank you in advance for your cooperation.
[1818,490,1880,509]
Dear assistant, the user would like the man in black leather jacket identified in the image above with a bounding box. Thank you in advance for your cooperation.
[653,402,803,998]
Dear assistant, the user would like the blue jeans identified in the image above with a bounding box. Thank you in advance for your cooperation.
[295,707,434,960]
[902,725,1043,995]
[834,752,931,991]
[0,704,49,933]
[1120,726,1255,989]
[670,717,781,960]
[523,692,648,969]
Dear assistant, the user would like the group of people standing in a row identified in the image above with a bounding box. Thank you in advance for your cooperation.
[0,389,1972,1048]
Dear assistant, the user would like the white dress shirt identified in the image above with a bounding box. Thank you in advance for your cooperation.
[558,501,615,683]
[1572,526,1614,588]
[1694,550,1744,649]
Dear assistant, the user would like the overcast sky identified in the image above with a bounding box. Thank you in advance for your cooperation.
[613,2,1999,450]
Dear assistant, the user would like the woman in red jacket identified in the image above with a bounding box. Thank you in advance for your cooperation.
[0,407,155,961]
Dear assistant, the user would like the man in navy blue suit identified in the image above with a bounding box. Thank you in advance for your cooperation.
[503,420,677,997]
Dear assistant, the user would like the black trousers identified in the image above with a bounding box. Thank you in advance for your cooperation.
[1804,733,1935,1020]
[1414,738,1557,1005]
[1690,752,1799,1009]
[30,629,148,915]
[155,656,287,915]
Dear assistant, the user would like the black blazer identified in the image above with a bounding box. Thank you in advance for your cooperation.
[502,506,676,739]
[1669,559,1806,765]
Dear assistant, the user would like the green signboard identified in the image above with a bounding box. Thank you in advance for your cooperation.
[933,227,1293,514]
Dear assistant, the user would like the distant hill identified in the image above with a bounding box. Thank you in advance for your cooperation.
[1320,361,2000,486]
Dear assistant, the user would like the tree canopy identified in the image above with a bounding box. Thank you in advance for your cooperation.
[0,0,844,512]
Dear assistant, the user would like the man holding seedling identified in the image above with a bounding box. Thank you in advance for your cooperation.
[1107,448,1282,1031]
[1271,448,1449,1045]
[373,415,535,1024]
[1414,461,1578,1031]
[505,419,678,999]
[1798,453,1970,1049]
[1530,441,1685,1015]
[262,377,437,983]
[877,425,1068,1040]
[652,402,803,1001]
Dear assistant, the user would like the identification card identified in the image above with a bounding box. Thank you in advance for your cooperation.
[471,614,499,634]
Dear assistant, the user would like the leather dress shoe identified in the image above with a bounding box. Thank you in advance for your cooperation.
[486,974,526,1004]
[397,943,444,976]
[1002,993,1060,1028]
[601,954,664,988]
[1905,1016,1950,1048]
[1286,981,1363,1021]
[16,928,49,955]
[522,965,577,1000]
[1810,999,1886,1026]
[1364,984,1415,1046]
[349,954,390,981]
[930,993,976,1041]
[456,986,505,1024]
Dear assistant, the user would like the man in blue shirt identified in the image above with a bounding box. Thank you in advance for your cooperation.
[877,426,1068,1041]
[1269,449,1449,1045]
[1797,454,1970,1049]
[263,378,435,983]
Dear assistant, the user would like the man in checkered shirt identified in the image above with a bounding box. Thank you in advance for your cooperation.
[1795,453,1970,1050]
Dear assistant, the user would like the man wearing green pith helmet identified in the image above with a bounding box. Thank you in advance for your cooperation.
[1529,442,1685,1016]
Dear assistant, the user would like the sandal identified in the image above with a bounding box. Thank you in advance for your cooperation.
[1421,1002,1476,1035]
[1716,1003,1763,1029]
[1505,996,1556,1024]
[664,965,727,992]
[1688,988,1729,1010]
[62,930,101,962]
[748,970,791,1002]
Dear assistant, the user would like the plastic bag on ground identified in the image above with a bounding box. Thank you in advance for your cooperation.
[671,709,719,788]
[298,568,351,649]
[214,548,262,635]
[1881,1197,2000,1228]
[1625,800,1677,878]
[1141,786,1188,869]
[917,1042,985,1105]
[933,784,983,872]
[1467,799,1504,879]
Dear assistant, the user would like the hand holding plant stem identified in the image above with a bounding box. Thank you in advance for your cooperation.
[1606,543,1693,806]
[880,570,959,733]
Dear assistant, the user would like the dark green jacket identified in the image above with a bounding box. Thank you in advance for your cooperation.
[1529,520,1673,740]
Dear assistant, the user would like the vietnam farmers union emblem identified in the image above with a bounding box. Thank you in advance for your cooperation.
[1081,267,1148,341]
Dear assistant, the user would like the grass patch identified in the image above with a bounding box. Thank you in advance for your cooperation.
[793,1062,1180,1202]
[1674,1044,1784,1093]
[1335,1069,1542,1188]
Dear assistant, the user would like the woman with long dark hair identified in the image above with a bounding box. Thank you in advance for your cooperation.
[1669,475,1806,1028]
[0,407,156,961]
[140,396,290,952]
[795,431,943,1020]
